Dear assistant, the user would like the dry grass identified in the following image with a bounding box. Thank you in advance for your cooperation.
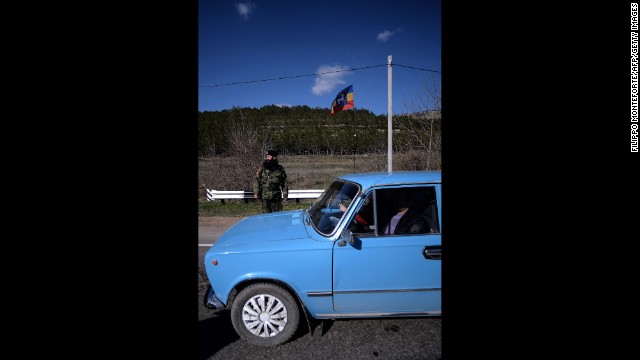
[198,154,386,200]
[278,154,376,189]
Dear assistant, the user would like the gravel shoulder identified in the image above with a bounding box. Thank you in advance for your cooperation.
[199,216,244,244]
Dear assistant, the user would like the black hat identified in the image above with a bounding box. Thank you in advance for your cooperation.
[266,149,278,157]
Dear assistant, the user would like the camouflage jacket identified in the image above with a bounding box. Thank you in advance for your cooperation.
[253,163,288,201]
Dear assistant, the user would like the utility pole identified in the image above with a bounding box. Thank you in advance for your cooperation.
[387,55,393,172]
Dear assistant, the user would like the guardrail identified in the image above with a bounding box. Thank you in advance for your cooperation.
[206,189,324,204]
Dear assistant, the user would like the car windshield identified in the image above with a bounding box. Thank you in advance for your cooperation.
[308,180,360,235]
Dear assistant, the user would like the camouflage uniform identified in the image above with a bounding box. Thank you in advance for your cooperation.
[253,160,288,213]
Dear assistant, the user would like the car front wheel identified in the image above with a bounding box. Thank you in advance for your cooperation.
[230,283,300,347]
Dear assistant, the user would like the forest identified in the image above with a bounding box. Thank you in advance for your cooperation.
[198,105,441,160]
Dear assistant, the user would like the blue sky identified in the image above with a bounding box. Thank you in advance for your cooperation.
[199,0,441,116]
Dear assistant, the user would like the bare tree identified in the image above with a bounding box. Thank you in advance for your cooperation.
[217,108,266,191]
[395,74,442,170]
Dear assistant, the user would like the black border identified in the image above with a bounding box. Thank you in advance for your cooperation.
[51,2,201,357]
[442,2,632,358]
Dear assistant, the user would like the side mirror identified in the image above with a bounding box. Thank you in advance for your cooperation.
[338,228,354,247]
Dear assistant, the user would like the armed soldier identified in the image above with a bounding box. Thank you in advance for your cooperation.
[253,149,288,213]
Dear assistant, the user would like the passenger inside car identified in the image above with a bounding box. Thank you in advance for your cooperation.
[368,187,437,236]
[381,189,431,235]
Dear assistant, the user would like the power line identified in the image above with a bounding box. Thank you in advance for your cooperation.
[394,64,441,73]
[199,63,440,88]
[199,64,385,88]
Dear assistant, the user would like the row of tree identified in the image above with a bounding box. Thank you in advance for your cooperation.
[198,105,441,160]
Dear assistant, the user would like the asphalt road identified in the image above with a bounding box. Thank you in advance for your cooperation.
[198,218,441,360]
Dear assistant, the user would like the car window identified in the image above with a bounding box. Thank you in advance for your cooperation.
[361,186,438,236]
[309,180,360,235]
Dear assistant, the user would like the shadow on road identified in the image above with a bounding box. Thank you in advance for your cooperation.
[198,307,336,359]
[198,311,238,360]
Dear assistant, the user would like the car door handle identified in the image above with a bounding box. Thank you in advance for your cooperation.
[423,246,441,260]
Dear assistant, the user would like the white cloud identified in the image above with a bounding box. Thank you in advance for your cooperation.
[311,65,350,96]
[377,28,402,42]
[235,2,256,20]
[377,30,393,42]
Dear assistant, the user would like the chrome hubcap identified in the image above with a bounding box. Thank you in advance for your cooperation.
[241,294,288,337]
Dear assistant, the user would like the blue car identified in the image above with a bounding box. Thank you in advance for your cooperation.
[203,171,441,346]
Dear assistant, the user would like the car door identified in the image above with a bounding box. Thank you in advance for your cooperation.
[332,185,441,315]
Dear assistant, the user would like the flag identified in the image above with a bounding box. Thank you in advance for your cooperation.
[330,85,354,116]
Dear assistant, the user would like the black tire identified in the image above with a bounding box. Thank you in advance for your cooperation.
[230,283,300,347]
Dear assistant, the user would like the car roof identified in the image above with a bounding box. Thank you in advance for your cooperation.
[337,170,441,191]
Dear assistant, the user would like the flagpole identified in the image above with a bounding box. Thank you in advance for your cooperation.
[387,55,393,172]
[353,107,356,173]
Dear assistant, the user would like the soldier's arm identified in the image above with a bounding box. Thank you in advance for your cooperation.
[280,167,288,200]
[253,168,263,199]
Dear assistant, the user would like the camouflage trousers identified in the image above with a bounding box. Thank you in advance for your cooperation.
[262,199,283,213]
